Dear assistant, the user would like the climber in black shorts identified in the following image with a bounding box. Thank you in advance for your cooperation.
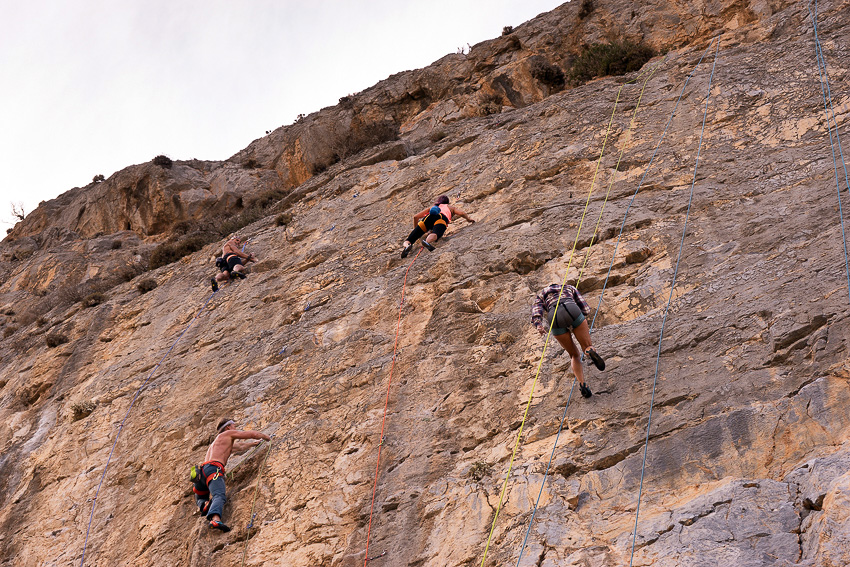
[400,195,475,257]
[211,234,256,291]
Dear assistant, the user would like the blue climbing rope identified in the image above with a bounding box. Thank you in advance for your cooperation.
[515,38,720,565]
[808,0,850,305]
[628,37,720,567]
[79,290,217,566]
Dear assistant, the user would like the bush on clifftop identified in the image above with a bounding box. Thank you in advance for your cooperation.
[568,40,655,85]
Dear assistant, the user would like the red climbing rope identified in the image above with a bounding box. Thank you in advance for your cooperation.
[362,248,424,565]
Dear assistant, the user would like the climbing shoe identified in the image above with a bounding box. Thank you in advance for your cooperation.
[232,270,247,280]
[585,347,605,371]
[401,244,412,259]
[579,383,593,398]
[421,239,435,251]
[210,278,218,292]
[208,519,231,532]
[199,500,210,516]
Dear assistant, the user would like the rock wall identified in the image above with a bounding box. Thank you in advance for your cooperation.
[2,0,850,566]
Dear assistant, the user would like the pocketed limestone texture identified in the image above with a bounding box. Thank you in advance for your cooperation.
[2,0,850,566]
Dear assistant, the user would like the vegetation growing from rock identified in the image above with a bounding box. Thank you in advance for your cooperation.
[82,292,106,308]
[45,332,69,348]
[529,56,566,91]
[568,40,655,85]
[311,120,400,174]
[148,189,288,269]
[136,278,157,293]
[152,154,173,168]
[70,400,96,421]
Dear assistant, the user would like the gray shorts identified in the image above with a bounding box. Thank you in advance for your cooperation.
[546,301,585,336]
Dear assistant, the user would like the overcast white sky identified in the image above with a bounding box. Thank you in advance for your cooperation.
[0,0,564,232]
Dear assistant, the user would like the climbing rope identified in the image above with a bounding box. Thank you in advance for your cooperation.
[479,58,660,567]
[808,0,850,305]
[573,57,666,285]
[514,55,667,565]
[362,248,425,566]
[628,36,720,567]
[515,39,721,561]
[79,290,218,566]
[240,439,275,567]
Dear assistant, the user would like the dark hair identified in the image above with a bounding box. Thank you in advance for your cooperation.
[216,418,234,432]
[435,195,449,205]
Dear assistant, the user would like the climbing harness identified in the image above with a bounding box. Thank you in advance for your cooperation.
[480,56,661,567]
[808,0,850,304]
[362,248,424,566]
[628,37,719,567]
[79,291,217,566]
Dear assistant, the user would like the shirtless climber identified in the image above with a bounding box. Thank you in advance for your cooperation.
[531,283,605,398]
[211,234,256,291]
[400,195,475,258]
[191,418,271,532]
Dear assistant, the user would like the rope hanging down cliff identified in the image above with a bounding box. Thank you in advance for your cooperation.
[479,57,662,567]
[516,38,718,563]
[240,439,275,567]
[628,36,720,567]
[515,50,696,565]
[808,0,850,305]
[362,247,425,566]
[79,290,218,567]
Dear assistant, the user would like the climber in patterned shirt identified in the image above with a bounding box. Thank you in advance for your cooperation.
[191,418,270,532]
[531,283,605,398]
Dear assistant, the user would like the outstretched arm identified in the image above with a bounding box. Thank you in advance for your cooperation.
[450,206,474,223]
[232,440,263,452]
[228,430,272,442]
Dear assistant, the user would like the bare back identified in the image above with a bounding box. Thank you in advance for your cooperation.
[222,239,240,257]
[205,431,237,466]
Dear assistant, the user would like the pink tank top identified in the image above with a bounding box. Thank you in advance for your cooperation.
[438,204,452,222]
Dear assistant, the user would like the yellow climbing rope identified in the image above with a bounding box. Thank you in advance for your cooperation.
[479,57,665,566]
[575,59,665,284]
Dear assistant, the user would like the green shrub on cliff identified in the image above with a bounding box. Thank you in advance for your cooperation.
[568,40,655,85]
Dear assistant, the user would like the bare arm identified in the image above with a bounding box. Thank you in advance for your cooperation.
[229,430,271,442]
[232,440,262,452]
[412,208,430,222]
[450,206,474,223]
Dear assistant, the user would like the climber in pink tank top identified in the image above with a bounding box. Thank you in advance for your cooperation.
[400,195,475,258]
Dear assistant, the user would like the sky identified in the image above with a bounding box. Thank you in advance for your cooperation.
[0,0,564,232]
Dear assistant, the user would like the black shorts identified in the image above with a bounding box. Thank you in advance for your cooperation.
[225,254,243,271]
[419,213,449,239]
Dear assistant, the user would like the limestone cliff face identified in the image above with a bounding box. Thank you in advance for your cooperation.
[3,0,850,566]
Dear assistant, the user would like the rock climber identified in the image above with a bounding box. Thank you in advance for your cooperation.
[531,283,605,398]
[191,418,271,532]
[400,195,475,258]
[211,234,256,291]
